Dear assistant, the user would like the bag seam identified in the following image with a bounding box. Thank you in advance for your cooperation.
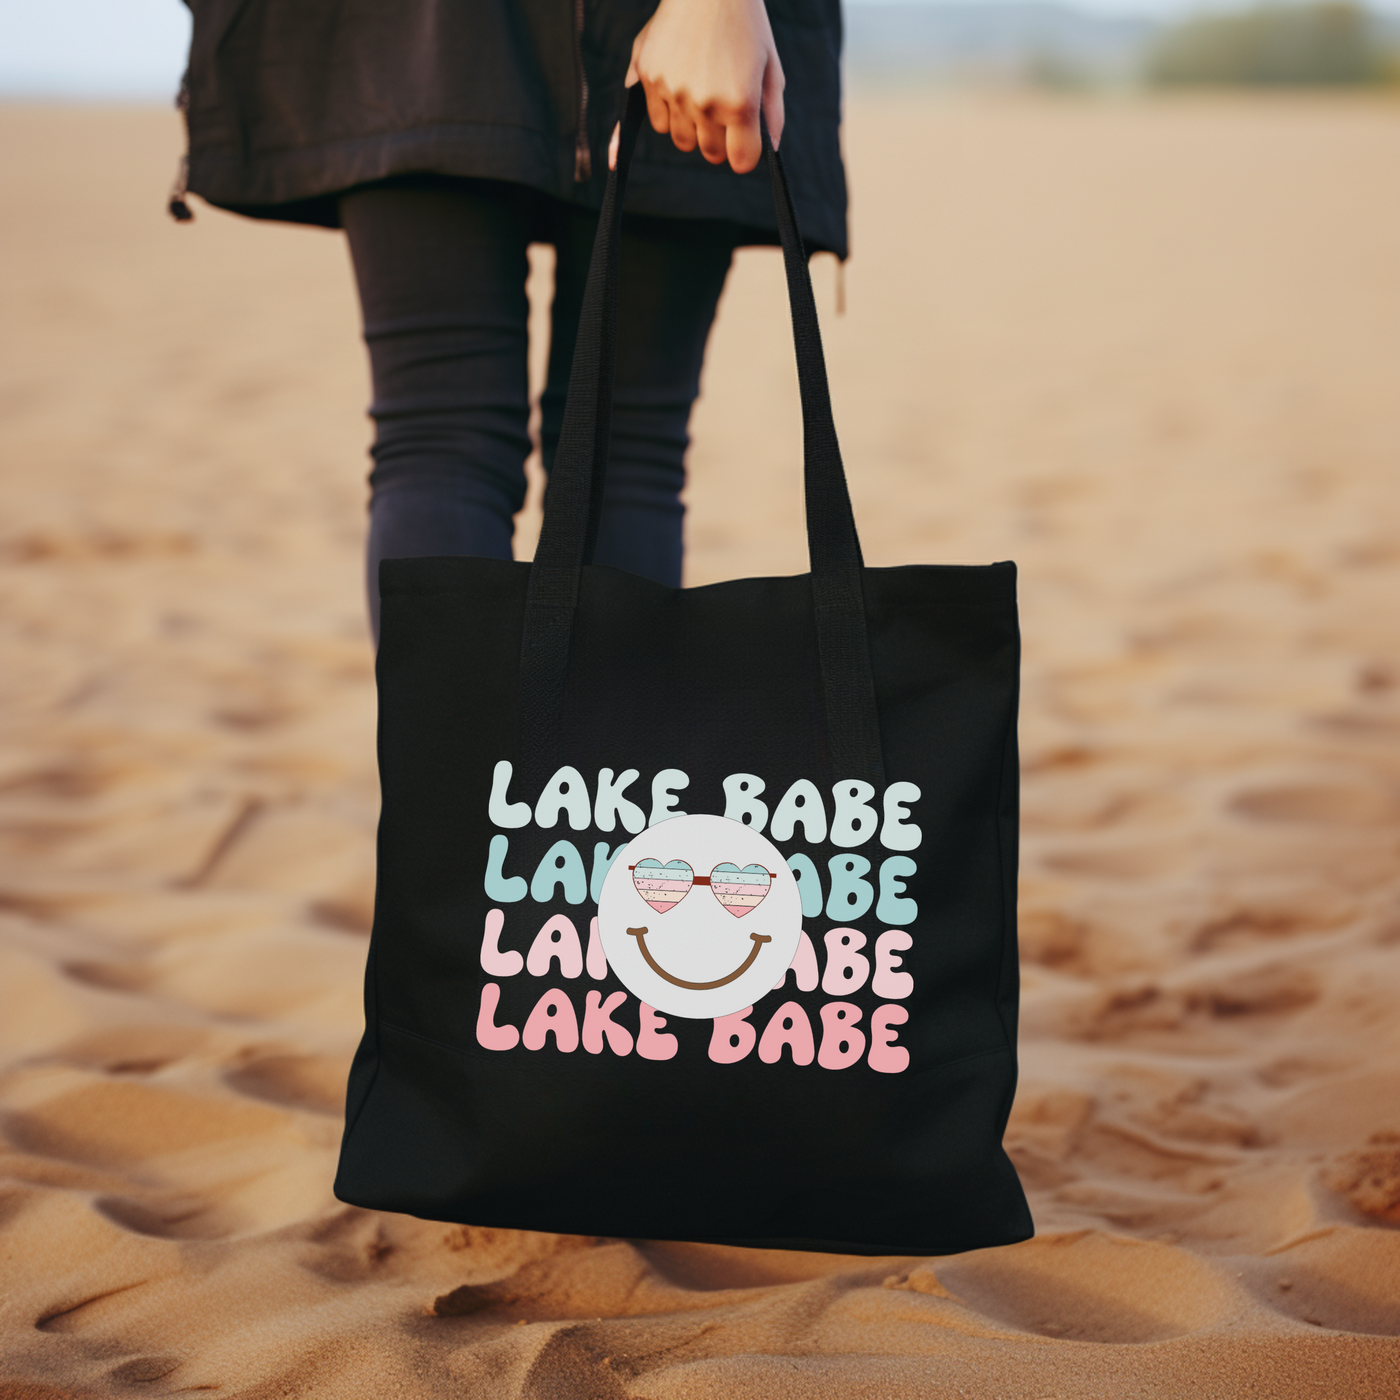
[342,948,383,1145]
[992,688,1019,1057]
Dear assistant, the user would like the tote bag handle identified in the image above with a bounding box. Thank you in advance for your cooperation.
[521,84,884,786]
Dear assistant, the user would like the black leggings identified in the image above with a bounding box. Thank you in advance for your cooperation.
[339,177,736,636]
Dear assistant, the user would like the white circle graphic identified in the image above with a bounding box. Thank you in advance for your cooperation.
[597,812,802,1019]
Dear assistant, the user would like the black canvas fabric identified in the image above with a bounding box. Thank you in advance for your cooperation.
[334,88,1033,1255]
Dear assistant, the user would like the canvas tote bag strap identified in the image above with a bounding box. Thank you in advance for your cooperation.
[521,84,884,786]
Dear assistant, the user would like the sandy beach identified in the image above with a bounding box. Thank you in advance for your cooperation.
[2,94,1398,1396]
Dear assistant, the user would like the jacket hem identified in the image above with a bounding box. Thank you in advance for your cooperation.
[188,123,847,257]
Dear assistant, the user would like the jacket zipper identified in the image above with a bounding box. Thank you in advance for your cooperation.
[572,0,592,181]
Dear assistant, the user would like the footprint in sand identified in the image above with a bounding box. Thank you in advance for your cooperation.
[1253,1229,1400,1336]
[60,959,152,994]
[1073,964,1320,1043]
[55,1026,208,1075]
[1190,900,1354,954]
[108,1355,184,1384]
[224,1051,351,1116]
[1042,841,1186,881]
[1017,909,1092,972]
[935,1232,1246,1344]
[94,1192,233,1241]
[3,1077,289,1170]
[1322,1134,1400,1227]
[1229,782,1400,827]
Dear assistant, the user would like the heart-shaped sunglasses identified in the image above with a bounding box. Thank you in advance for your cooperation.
[630,859,777,918]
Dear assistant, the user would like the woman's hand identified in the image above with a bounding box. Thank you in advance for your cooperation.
[609,0,784,174]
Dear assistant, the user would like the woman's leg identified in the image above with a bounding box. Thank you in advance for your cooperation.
[340,177,537,637]
[540,212,736,588]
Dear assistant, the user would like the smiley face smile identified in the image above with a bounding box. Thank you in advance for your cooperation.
[625,926,773,991]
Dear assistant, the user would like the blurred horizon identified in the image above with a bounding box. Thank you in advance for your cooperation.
[2,0,1398,102]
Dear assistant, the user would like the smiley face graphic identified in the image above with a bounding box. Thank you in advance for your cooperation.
[597,812,802,1019]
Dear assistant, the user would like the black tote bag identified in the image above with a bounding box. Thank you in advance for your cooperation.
[334,87,1032,1255]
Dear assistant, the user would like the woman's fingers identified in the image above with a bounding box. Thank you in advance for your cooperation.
[626,0,781,173]
[636,88,762,172]
[668,107,699,154]
[724,115,761,174]
[762,51,785,151]
[612,5,780,174]
[626,25,646,88]
[638,82,744,168]
[695,113,730,166]
[623,77,776,173]
[611,29,646,171]
[643,82,672,137]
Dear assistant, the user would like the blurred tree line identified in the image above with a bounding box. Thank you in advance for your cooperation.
[1146,3,1399,85]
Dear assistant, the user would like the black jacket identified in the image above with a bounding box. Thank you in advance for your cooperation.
[180,0,847,257]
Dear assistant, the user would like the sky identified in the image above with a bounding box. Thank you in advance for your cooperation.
[1,0,1394,100]
[0,0,192,100]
